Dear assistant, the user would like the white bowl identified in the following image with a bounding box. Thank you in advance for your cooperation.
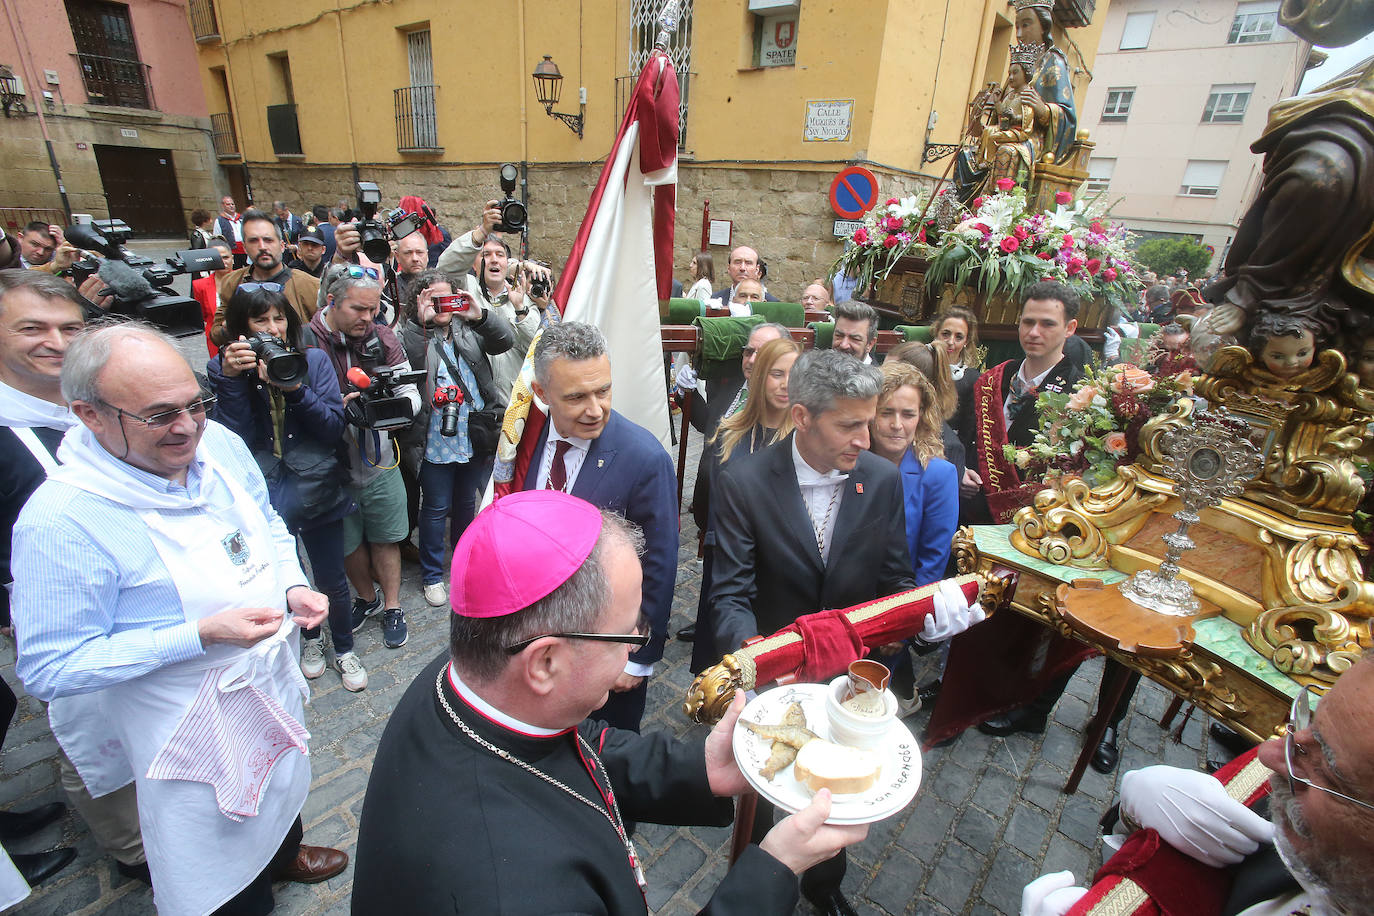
[825,675,897,750]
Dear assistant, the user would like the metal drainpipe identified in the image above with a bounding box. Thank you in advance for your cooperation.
[2,0,72,221]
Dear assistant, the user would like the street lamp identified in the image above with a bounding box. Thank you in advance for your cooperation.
[532,55,584,139]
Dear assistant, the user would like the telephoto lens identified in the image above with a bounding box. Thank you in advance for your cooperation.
[248,333,308,387]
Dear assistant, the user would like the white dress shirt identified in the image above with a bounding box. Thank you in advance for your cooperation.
[1004,361,1055,430]
[791,437,847,564]
[536,423,591,492]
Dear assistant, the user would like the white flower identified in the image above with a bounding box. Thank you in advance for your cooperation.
[890,195,924,220]
[1091,394,1108,409]
[1069,440,1084,456]
[1047,207,1076,231]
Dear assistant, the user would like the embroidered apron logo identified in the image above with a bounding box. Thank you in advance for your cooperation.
[221,530,251,566]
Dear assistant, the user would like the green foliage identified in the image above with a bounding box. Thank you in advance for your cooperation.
[1134,237,1212,278]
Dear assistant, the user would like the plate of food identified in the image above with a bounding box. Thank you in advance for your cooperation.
[731,681,922,826]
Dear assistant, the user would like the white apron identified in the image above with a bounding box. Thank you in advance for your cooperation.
[10,426,136,799]
[97,457,311,916]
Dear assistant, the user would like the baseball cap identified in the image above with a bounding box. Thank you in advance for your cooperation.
[297,227,326,247]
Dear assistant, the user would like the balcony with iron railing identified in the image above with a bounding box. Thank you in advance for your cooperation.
[188,0,220,42]
[73,53,154,109]
[394,85,440,153]
[266,103,303,157]
[210,112,238,158]
[615,70,690,150]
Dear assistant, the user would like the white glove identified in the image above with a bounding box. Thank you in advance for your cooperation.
[674,362,699,391]
[920,579,987,642]
[1021,871,1088,916]
[1119,765,1274,868]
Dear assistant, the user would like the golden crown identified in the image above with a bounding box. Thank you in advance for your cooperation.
[1013,0,1054,12]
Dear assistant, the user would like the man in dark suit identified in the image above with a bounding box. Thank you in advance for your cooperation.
[523,322,677,732]
[710,349,915,916]
[273,201,304,246]
[710,246,780,304]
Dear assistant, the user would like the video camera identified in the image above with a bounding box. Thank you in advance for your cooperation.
[343,335,425,431]
[246,332,308,388]
[494,163,527,234]
[65,219,217,337]
[355,181,432,264]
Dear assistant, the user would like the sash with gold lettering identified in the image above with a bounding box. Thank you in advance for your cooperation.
[1065,749,1276,916]
[973,360,1040,522]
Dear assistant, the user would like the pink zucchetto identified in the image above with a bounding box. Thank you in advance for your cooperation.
[449,490,604,618]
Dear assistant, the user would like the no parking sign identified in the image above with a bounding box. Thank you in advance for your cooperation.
[828,166,880,219]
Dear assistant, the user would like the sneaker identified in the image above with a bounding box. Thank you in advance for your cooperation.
[423,581,448,607]
[336,651,368,692]
[351,594,382,632]
[300,638,326,679]
[381,608,407,648]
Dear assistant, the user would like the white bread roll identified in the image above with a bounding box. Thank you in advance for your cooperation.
[793,739,882,795]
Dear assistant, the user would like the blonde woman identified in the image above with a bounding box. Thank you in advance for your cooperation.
[888,340,965,482]
[689,336,802,671]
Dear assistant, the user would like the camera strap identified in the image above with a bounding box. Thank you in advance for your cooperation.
[434,336,481,410]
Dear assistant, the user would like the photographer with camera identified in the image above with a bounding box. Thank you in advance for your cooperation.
[209,209,321,348]
[436,185,553,398]
[306,264,420,650]
[208,286,367,691]
[396,270,514,607]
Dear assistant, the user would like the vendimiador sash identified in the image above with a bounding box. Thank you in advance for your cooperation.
[1065,749,1275,916]
[974,360,1042,522]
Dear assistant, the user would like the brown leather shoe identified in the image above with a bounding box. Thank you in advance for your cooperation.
[276,844,348,884]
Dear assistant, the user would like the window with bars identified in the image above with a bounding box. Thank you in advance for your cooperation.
[1101,87,1134,122]
[65,0,152,108]
[1202,84,1252,123]
[1180,160,1226,197]
[1228,1,1279,43]
[628,0,692,148]
[1086,157,1115,192]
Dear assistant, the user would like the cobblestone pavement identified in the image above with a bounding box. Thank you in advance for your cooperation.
[1,299,1225,913]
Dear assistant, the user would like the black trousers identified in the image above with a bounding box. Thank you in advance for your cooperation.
[592,680,648,733]
[211,816,303,916]
[748,797,845,899]
[0,676,16,749]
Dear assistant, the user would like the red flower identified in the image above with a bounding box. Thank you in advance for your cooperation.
[1036,251,1055,260]
[886,216,904,231]
[1062,234,1075,249]
[886,197,899,205]
[971,222,991,235]
[995,178,1015,191]
[883,234,899,249]
[1086,258,1102,276]
[917,227,927,242]
[1067,257,1084,276]
[1055,190,1073,205]
[852,227,869,244]
[1102,268,1118,281]
[971,196,985,212]
[1013,225,1029,240]
[1090,220,1105,234]
[999,236,1020,253]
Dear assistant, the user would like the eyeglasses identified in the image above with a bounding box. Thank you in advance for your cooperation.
[1283,684,1374,813]
[238,282,283,293]
[343,266,380,280]
[97,396,216,429]
[504,612,651,655]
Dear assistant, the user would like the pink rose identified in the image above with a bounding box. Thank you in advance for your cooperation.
[995,178,1015,191]
[1102,268,1118,281]
[971,196,985,212]
[1066,385,1101,411]
[1067,257,1084,276]
[1110,365,1155,395]
[1090,220,1105,234]
[1062,234,1075,249]
[1036,251,1054,260]
[1086,258,1102,276]
[1104,431,1128,456]
[1055,190,1073,205]
[883,234,899,249]
[886,197,899,205]
[1013,226,1029,241]
[852,227,869,244]
[999,236,1020,253]
[971,222,992,235]
[886,216,904,231]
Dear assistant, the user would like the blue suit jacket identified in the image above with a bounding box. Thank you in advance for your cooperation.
[524,410,677,666]
[900,451,958,587]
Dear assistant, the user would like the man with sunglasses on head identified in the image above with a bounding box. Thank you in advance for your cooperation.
[352,490,868,915]
[1021,655,1374,916]
[208,208,320,348]
[10,321,348,915]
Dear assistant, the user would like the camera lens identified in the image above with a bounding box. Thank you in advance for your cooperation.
[248,333,308,387]
[499,200,527,234]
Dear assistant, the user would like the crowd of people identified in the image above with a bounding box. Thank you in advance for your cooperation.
[0,200,1369,916]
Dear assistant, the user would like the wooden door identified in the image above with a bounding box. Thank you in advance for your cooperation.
[92,144,186,236]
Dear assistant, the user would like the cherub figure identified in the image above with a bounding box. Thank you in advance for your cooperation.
[1248,313,1319,380]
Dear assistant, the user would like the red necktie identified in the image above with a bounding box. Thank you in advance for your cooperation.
[547,440,572,491]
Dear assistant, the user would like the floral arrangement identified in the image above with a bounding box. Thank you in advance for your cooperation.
[829,191,937,286]
[925,184,1144,314]
[1005,362,1189,487]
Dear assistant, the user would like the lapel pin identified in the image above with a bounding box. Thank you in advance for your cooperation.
[856,483,864,494]
[598,459,604,468]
